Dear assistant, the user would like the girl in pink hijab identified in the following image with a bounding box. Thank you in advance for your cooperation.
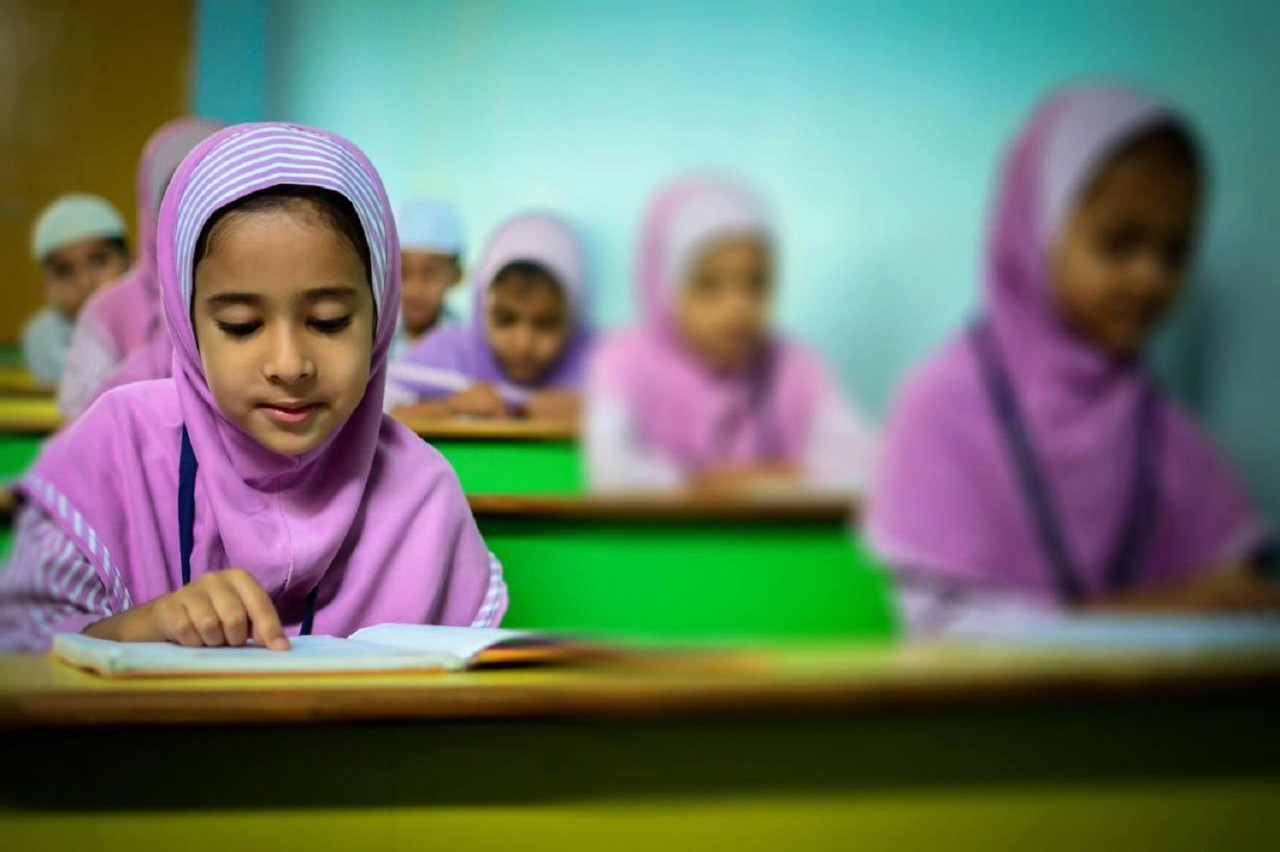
[58,117,226,418]
[586,175,876,494]
[868,84,1277,636]
[386,212,591,421]
[0,123,505,652]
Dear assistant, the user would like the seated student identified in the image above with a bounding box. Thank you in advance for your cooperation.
[867,85,1278,637]
[0,123,505,653]
[58,118,226,418]
[23,194,129,384]
[387,212,590,422]
[585,175,876,494]
[392,199,465,360]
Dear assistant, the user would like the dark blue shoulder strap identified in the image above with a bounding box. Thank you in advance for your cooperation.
[971,320,1160,602]
[177,425,319,634]
[178,425,198,587]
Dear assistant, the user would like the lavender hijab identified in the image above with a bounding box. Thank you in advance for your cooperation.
[79,118,226,362]
[867,85,1265,601]
[590,175,834,473]
[21,123,505,635]
[389,212,591,406]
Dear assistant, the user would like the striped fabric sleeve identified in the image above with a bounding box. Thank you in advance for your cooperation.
[470,551,508,628]
[0,505,114,652]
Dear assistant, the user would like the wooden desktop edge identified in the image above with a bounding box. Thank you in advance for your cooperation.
[466,493,859,524]
[2,649,1278,729]
[395,416,577,442]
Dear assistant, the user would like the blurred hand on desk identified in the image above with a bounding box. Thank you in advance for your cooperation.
[1090,565,1280,614]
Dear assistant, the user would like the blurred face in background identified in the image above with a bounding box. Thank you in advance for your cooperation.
[485,263,570,384]
[400,250,462,338]
[41,237,129,319]
[1052,128,1201,357]
[675,235,772,373]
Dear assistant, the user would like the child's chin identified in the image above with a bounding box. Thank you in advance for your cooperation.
[251,426,329,457]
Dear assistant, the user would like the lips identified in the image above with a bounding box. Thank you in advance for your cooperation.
[259,401,322,426]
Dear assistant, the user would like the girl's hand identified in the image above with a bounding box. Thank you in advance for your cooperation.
[521,389,580,422]
[448,383,509,419]
[1090,566,1280,614]
[85,568,290,649]
[691,465,803,497]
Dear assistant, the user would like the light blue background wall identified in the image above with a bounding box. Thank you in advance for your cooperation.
[196,0,1280,524]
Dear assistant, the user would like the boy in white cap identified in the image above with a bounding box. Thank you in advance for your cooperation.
[24,194,129,384]
[392,199,465,360]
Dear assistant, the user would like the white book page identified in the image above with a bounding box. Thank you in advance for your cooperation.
[51,633,466,677]
[349,624,534,665]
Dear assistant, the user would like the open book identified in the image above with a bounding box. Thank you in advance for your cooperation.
[52,624,574,677]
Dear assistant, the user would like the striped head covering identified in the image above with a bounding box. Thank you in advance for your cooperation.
[389,211,592,407]
[22,123,506,636]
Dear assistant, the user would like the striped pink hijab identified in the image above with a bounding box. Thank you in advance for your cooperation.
[22,123,505,635]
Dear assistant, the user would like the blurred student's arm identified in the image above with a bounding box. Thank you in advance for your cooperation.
[585,390,684,492]
[803,384,877,494]
[22,311,65,386]
[892,569,1058,638]
[58,313,120,417]
[521,388,581,422]
[1086,564,1280,614]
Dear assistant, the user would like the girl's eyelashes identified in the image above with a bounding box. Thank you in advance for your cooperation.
[309,315,353,334]
[215,320,261,338]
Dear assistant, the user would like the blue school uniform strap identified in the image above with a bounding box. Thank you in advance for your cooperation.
[970,320,1161,603]
[177,425,319,634]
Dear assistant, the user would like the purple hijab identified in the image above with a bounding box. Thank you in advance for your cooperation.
[77,118,226,364]
[20,123,505,635]
[867,85,1266,601]
[589,175,835,473]
[388,212,591,406]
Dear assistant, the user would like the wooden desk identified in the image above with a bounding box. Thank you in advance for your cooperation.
[398,415,582,495]
[0,365,53,398]
[2,645,1279,848]
[0,396,61,437]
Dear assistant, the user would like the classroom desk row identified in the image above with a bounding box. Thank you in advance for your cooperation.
[0,396,581,493]
[0,396,892,641]
[2,641,1279,847]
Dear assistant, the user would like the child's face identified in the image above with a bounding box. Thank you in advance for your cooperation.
[675,236,771,373]
[42,237,129,319]
[400,250,461,338]
[193,207,375,456]
[484,277,570,385]
[1051,136,1199,356]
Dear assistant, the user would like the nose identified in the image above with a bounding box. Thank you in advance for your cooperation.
[1128,249,1173,299]
[511,324,536,356]
[73,263,97,295]
[263,326,316,384]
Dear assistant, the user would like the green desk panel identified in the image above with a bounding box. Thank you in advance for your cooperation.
[481,515,895,641]
[430,438,582,495]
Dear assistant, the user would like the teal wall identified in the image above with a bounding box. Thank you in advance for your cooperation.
[195,0,1280,526]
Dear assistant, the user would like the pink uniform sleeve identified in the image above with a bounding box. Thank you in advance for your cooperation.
[0,504,114,652]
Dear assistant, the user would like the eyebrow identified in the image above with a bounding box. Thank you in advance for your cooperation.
[204,286,362,308]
